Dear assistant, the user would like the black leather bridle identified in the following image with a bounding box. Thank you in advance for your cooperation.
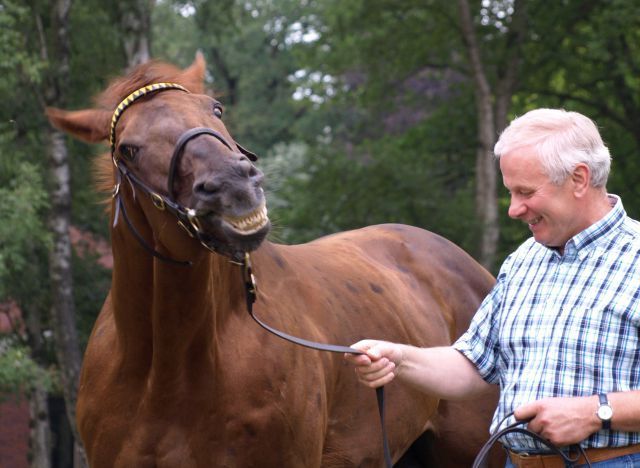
[109,83,257,264]
[108,82,393,467]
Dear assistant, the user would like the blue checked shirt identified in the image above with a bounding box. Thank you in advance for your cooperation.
[454,195,640,451]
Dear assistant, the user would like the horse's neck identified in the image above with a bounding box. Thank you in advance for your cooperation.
[109,233,244,375]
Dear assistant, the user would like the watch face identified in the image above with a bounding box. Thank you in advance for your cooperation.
[598,405,613,420]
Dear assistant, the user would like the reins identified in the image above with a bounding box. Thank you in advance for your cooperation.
[109,83,393,467]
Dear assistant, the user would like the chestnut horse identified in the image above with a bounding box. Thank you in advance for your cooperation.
[46,54,503,467]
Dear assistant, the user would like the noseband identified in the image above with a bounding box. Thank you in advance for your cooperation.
[109,83,257,264]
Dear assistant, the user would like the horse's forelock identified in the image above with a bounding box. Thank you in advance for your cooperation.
[95,60,192,110]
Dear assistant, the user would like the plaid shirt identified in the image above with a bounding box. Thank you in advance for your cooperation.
[454,195,640,451]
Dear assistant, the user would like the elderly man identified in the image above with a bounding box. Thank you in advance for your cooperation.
[346,109,640,467]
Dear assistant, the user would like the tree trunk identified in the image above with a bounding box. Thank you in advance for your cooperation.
[41,0,89,466]
[29,385,51,468]
[47,129,87,468]
[457,0,527,271]
[458,0,499,271]
[117,0,153,68]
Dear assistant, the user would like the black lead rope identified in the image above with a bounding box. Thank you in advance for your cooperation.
[241,255,393,468]
[472,411,592,468]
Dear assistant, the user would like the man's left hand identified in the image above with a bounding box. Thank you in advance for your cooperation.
[514,395,602,446]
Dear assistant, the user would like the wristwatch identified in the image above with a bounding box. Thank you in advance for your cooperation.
[596,393,613,430]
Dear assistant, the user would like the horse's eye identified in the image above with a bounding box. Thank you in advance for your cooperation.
[119,144,139,161]
[213,105,223,118]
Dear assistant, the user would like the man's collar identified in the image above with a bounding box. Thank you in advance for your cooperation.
[565,194,625,256]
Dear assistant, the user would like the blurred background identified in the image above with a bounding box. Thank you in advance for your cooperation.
[0,0,638,466]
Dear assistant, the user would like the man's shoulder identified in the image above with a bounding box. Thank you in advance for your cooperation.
[606,215,640,254]
[497,238,546,275]
[511,237,546,258]
[619,216,640,239]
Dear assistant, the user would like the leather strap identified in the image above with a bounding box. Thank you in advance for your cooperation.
[241,254,393,468]
[508,443,640,468]
[471,413,588,468]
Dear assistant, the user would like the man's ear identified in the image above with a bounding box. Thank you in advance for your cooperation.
[45,107,111,143]
[571,163,591,197]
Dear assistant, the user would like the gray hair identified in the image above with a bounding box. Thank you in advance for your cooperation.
[494,108,611,187]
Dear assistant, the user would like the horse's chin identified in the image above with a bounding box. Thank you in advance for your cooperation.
[197,216,271,255]
[221,220,271,253]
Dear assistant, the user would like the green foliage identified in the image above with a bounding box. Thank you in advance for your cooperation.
[0,138,51,303]
[154,0,309,156]
[0,339,55,401]
[516,0,640,213]
[264,92,481,254]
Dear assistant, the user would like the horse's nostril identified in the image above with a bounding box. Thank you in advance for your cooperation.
[194,180,221,197]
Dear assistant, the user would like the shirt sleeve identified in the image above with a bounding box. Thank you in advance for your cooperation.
[453,256,511,384]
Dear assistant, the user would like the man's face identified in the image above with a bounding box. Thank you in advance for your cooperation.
[500,146,582,249]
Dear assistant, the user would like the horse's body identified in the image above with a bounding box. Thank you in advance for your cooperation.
[47,54,503,467]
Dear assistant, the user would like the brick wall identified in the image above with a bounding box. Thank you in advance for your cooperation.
[0,396,29,468]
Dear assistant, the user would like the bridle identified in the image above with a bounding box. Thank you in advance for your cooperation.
[109,82,257,264]
[108,83,393,467]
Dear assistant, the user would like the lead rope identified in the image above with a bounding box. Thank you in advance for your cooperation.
[472,411,592,468]
[240,253,393,468]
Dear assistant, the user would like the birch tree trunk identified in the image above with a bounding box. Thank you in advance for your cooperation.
[457,0,527,271]
[41,0,88,466]
[29,385,51,468]
[116,0,153,68]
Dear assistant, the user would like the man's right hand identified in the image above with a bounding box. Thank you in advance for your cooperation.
[345,340,404,388]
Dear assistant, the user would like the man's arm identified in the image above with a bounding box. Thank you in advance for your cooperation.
[345,340,493,400]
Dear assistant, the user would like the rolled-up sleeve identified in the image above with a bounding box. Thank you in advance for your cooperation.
[453,260,510,384]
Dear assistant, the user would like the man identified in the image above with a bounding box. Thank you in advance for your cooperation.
[345,109,640,467]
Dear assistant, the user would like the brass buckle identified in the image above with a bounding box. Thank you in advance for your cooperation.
[187,209,202,233]
[150,193,165,210]
[243,253,258,297]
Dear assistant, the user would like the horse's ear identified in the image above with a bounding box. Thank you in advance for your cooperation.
[46,107,111,143]
[180,51,206,94]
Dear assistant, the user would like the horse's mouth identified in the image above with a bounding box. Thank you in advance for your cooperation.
[221,201,269,236]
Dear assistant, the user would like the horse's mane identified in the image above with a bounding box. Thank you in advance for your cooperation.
[92,60,205,205]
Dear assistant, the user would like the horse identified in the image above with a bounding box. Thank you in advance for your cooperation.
[46,53,504,467]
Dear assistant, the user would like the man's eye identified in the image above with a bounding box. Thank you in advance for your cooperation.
[119,144,139,161]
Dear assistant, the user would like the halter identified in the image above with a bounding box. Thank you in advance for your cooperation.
[109,82,257,264]
[110,82,393,467]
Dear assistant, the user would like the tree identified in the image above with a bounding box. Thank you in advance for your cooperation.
[265,0,530,270]
[38,0,90,465]
[109,0,153,67]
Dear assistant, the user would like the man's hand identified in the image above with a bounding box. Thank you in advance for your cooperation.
[344,340,404,388]
[514,395,602,446]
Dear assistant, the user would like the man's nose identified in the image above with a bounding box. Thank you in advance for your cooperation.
[508,197,526,219]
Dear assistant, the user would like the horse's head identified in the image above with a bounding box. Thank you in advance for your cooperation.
[46,53,270,260]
